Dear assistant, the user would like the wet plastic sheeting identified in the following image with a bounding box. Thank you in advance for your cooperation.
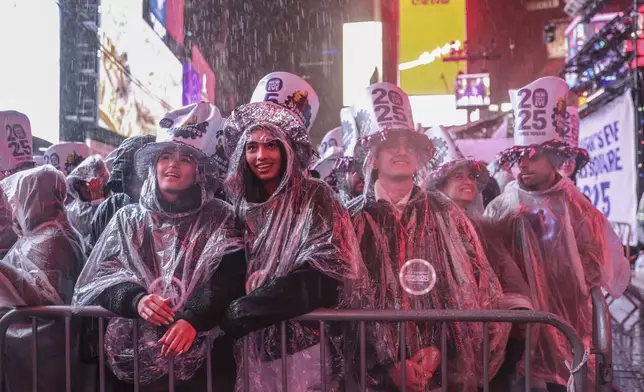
[0,165,85,392]
[0,165,84,306]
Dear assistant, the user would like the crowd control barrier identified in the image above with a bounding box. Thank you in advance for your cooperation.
[0,306,603,392]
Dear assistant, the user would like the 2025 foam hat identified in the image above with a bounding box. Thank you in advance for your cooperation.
[134,102,225,180]
[0,111,35,179]
[425,125,489,191]
[352,82,434,164]
[497,76,578,168]
[250,72,319,132]
[44,142,90,176]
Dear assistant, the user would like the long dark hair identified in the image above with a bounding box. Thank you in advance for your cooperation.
[237,140,289,204]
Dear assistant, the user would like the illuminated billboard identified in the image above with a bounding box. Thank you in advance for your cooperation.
[342,22,383,107]
[99,0,182,137]
[399,0,466,96]
[166,0,185,45]
[0,0,60,143]
[144,0,185,45]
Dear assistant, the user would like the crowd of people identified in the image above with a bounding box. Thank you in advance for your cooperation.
[0,73,631,392]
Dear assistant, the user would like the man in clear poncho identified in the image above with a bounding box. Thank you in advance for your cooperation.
[66,154,110,251]
[485,77,630,391]
[218,101,367,392]
[90,134,155,246]
[0,165,86,392]
[73,102,245,392]
[347,83,506,392]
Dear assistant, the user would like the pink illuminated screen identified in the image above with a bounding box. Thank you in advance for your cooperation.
[166,0,184,45]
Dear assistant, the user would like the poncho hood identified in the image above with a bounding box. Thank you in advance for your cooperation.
[1,165,68,233]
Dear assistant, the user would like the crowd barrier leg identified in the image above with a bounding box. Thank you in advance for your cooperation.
[98,317,105,392]
[525,324,532,391]
[31,317,38,392]
[280,321,287,392]
[592,287,614,392]
[132,319,140,392]
[359,321,366,391]
[482,322,490,392]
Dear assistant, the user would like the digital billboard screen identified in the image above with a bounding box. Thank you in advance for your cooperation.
[166,0,185,45]
[99,0,182,137]
[0,0,60,143]
[144,0,185,45]
[455,73,491,108]
[399,0,466,95]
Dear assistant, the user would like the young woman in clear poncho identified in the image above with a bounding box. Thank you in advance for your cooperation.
[484,151,630,390]
[431,162,532,392]
[218,102,368,392]
[0,165,86,392]
[72,144,245,392]
[348,131,508,392]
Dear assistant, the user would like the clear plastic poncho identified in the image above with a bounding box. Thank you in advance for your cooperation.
[459,193,532,310]
[66,155,110,249]
[72,157,244,385]
[0,165,86,392]
[484,177,630,387]
[0,165,85,306]
[465,211,532,311]
[223,103,368,392]
[349,143,508,391]
[0,187,16,259]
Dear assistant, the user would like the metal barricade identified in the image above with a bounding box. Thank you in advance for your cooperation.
[591,286,614,392]
[0,306,590,392]
[604,221,635,334]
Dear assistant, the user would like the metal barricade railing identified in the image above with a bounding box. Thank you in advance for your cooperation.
[0,306,591,392]
[604,221,635,337]
[591,287,614,392]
